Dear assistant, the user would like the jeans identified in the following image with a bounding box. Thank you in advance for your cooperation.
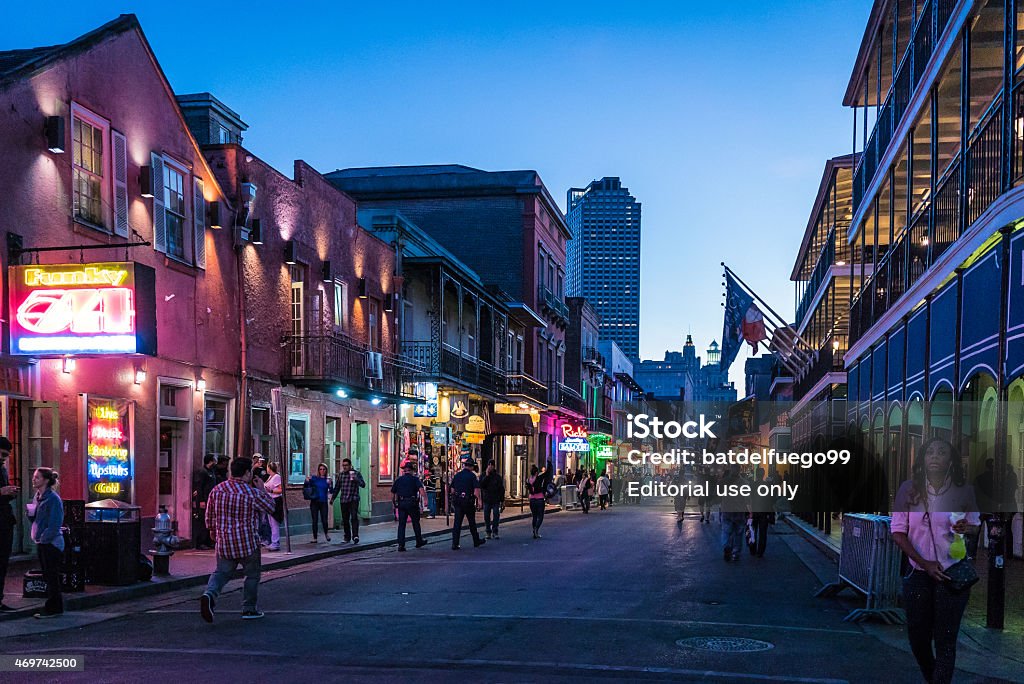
[903,569,971,684]
[37,542,63,614]
[752,515,770,556]
[204,550,261,612]
[720,512,746,556]
[267,511,280,547]
[309,500,330,539]
[452,504,481,547]
[483,502,501,535]
[396,501,423,548]
[529,498,545,531]
[0,521,13,604]
[580,493,591,513]
[339,500,360,540]
[426,491,437,516]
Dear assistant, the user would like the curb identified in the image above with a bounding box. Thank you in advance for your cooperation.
[0,508,559,620]
[781,515,840,562]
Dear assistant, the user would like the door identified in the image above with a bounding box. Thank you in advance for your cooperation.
[21,401,59,552]
[351,422,371,518]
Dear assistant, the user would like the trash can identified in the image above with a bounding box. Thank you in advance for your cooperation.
[84,499,141,585]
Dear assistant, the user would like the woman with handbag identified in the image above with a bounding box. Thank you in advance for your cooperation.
[27,467,64,618]
[304,463,333,543]
[891,437,980,684]
[265,462,284,551]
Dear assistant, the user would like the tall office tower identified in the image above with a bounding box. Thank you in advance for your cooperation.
[566,177,641,360]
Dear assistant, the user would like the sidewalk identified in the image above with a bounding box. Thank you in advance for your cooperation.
[1,503,557,620]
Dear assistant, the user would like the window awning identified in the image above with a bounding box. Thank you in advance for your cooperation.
[488,412,534,436]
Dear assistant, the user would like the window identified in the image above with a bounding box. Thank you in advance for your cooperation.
[204,397,230,462]
[290,265,305,369]
[325,416,344,472]
[333,281,348,331]
[378,425,394,483]
[218,125,232,144]
[368,298,380,350]
[72,110,107,226]
[251,406,272,459]
[288,414,309,483]
[164,162,187,259]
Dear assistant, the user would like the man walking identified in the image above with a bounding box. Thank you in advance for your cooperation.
[0,437,19,612]
[390,462,427,551]
[596,470,611,510]
[480,461,505,539]
[199,457,275,622]
[719,468,749,562]
[331,458,366,543]
[422,467,438,518]
[449,459,485,550]
[191,455,217,550]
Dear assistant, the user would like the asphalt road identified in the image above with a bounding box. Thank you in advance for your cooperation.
[0,504,1011,683]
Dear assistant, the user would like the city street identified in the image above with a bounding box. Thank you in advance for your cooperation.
[0,504,1013,683]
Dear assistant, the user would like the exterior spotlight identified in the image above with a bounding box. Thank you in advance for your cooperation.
[336,389,348,399]
[370,397,382,406]
[284,240,296,265]
[45,116,65,153]
[62,356,76,373]
[196,376,207,392]
[357,278,368,298]
[134,366,147,384]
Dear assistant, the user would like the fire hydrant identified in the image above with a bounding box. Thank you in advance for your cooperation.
[149,505,175,576]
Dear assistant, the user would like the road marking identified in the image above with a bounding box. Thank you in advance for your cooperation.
[10,648,849,682]
[144,608,861,635]
[351,559,564,564]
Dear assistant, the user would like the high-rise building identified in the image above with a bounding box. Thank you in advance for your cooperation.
[566,177,641,360]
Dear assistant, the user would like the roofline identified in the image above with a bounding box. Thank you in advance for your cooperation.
[843,0,892,106]
[789,154,856,281]
[0,14,230,207]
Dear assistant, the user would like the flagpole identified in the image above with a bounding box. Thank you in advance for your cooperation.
[722,264,816,355]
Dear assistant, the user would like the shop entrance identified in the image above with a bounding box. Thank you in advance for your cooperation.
[21,401,59,553]
[351,421,371,518]
[159,383,192,531]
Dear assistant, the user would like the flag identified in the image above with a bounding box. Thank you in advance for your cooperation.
[742,303,767,349]
[721,272,755,370]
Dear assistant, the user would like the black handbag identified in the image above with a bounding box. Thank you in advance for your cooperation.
[302,480,316,501]
[924,503,979,594]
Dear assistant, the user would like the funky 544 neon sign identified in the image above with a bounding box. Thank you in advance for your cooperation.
[8,262,157,356]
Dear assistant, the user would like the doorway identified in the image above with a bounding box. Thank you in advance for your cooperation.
[21,401,59,553]
[351,422,371,519]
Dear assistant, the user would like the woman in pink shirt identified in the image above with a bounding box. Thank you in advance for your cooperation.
[891,437,980,684]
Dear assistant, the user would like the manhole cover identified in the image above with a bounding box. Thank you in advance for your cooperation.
[676,637,774,653]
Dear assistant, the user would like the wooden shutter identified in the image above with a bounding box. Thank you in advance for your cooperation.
[193,176,206,269]
[151,152,166,254]
[112,130,129,237]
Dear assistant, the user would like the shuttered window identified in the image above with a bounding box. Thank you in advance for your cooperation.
[71,105,109,228]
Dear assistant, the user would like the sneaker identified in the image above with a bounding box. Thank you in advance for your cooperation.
[200,593,215,623]
[535,532,542,539]
[486,532,492,539]
[325,536,332,542]
[451,545,460,550]
[241,610,265,620]
[473,538,486,548]
[33,611,62,619]
[353,536,359,544]
[415,540,428,548]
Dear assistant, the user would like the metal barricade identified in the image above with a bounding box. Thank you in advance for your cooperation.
[561,485,578,510]
[815,514,905,624]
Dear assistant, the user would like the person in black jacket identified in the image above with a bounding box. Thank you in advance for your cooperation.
[192,455,218,550]
[480,461,505,540]
[0,437,19,612]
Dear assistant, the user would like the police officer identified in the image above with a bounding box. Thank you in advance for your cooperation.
[449,459,485,550]
[390,462,427,551]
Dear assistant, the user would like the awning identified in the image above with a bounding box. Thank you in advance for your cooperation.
[488,412,534,436]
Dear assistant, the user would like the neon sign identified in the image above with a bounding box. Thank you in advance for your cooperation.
[85,397,133,503]
[558,424,591,453]
[9,262,157,356]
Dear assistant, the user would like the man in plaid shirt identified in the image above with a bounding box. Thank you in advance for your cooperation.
[200,456,274,622]
[330,458,365,543]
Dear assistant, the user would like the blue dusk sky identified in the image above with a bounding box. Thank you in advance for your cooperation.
[3,1,869,391]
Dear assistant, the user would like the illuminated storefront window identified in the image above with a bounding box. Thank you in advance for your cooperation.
[84,396,133,503]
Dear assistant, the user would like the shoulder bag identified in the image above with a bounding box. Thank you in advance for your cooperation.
[924,498,979,593]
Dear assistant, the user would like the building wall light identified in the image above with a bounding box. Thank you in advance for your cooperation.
[196,375,207,392]
[284,240,296,265]
[357,278,368,298]
[45,116,65,153]
[134,366,147,384]
[139,165,155,198]
[62,356,76,374]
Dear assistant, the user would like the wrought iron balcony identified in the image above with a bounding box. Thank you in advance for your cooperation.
[506,373,548,405]
[283,331,414,398]
[582,346,605,369]
[402,340,507,398]
[792,334,847,401]
[586,415,613,435]
[548,382,586,416]
[538,285,569,326]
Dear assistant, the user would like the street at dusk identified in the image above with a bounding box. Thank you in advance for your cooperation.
[2,2,1024,682]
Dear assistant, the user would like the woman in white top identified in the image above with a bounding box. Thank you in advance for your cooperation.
[264,462,283,551]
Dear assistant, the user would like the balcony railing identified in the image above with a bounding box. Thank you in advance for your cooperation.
[403,340,507,397]
[548,382,586,415]
[284,332,409,397]
[586,416,613,435]
[792,334,847,400]
[582,346,605,369]
[849,95,1006,347]
[538,285,569,326]
[506,373,548,405]
[852,0,958,212]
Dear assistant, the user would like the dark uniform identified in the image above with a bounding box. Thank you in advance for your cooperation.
[191,462,217,549]
[390,468,426,550]
[450,462,484,550]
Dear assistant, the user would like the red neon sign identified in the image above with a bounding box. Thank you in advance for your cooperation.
[560,424,588,440]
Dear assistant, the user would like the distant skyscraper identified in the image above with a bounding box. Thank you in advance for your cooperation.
[566,177,641,360]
